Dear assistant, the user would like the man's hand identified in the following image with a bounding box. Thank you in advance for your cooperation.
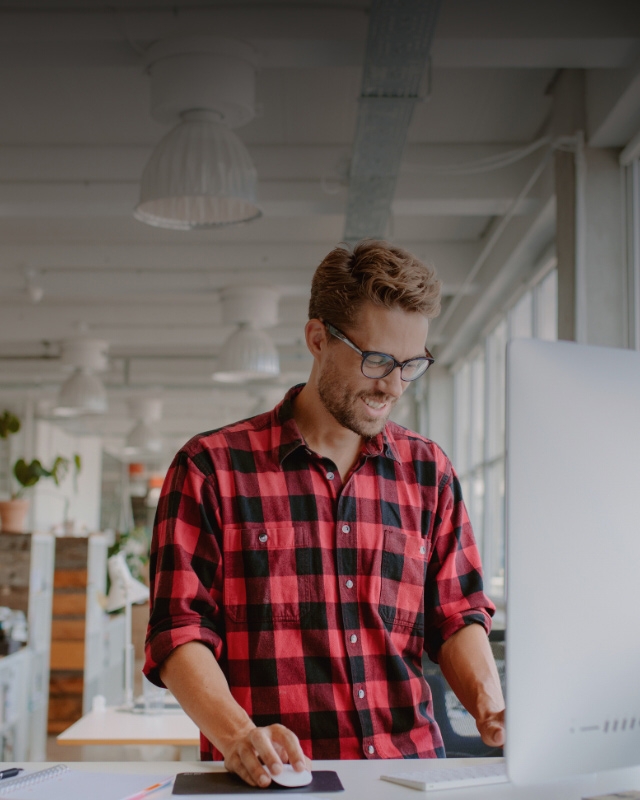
[223,723,312,788]
[159,644,312,788]
[476,708,505,748]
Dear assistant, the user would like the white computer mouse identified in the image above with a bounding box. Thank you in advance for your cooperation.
[266,764,313,787]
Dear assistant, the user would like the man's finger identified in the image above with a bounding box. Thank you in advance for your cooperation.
[236,738,276,787]
[479,720,505,747]
[247,728,286,776]
[268,724,308,771]
[225,753,259,788]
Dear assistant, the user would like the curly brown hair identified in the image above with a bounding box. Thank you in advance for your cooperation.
[309,239,441,328]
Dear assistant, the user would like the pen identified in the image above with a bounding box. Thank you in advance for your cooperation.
[0,769,24,780]
[122,777,174,800]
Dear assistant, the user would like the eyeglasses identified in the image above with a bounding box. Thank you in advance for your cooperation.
[324,322,435,382]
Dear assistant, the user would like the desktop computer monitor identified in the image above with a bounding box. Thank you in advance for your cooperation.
[505,338,640,786]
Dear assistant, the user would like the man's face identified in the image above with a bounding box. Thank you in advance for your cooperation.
[316,303,430,438]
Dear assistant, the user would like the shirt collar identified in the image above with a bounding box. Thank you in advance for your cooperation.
[270,385,400,465]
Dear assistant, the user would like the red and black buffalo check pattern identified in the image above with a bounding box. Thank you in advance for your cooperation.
[144,385,494,761]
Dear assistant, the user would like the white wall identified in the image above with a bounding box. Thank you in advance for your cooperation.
[31,420,102,532]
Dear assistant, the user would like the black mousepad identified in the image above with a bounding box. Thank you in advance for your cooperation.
[173,771,344,794]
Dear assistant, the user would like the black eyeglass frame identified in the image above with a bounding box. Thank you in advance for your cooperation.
[324,321,435,382]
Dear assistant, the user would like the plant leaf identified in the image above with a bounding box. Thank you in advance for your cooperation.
[0,410,20,438]
[13,458,45,488]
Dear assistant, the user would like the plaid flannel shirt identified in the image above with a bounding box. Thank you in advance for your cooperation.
[144,385,494,760]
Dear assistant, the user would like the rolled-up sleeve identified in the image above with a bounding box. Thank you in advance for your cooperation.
[143,449,225,686]
[424,465,495,663]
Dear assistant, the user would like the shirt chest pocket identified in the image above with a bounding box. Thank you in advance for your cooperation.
[378,530,427,633]
[223,526,312,624]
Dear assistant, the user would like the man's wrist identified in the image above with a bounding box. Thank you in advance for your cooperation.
[212,718,257,756]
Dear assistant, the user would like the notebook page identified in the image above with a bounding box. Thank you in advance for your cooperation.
[0,767,172,800]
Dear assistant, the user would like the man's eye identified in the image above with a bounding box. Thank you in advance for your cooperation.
[365,355,392,368]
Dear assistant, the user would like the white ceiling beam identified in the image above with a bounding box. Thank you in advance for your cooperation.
[0,242,339,269]
[436,0,640,39]
[0,8,369,48]
[1,36,634,70]
[1,5,637,70]
[0,272,477,303]
[431,39,640,69]
[0,163,543,219]
[0,240,484,294]
[587,52,640,147]
[0,181,531,218]
[0,144,535,181]
[0,180,349,218]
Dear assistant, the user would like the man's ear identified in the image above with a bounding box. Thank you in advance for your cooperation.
[305,318,328,359]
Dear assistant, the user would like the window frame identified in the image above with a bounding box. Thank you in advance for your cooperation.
[452,263,558,609]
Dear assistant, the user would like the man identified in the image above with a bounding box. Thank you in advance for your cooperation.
[144,239,505,788]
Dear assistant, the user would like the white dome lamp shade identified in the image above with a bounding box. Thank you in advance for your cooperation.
[53,338,109,417]
[213,323,280,383]
[212,287,281,383]
[134,110,261,230]
[135,37,262,230]
[124,398,163,457]
[124,420,163,456]
[55,370,108,417]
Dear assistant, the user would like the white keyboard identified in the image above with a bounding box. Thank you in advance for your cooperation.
[380,762,508,792]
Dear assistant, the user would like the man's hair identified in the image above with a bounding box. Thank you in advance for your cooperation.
[309,239,441,327]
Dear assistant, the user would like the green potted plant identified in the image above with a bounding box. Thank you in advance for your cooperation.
[0,409,81,533]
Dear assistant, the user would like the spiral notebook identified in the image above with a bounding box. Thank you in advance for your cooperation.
[0,765,172,800]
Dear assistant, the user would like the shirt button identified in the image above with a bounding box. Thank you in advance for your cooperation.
[326,471,335,480]
[258,533,268,543]
[350,634,358,644]
[358,689,365,699]
[342,524,351,533]
[420,545,426,554]
[368,745,375,754]
[345,579,353,589]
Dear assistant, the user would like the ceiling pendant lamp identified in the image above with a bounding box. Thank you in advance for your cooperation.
[213,324,280,383]
[53,338,109,417]
[134,37,261,230]
[55,370,108,417]
[134,110,260,230]
[212,287,281,383]
[124,398,163,457]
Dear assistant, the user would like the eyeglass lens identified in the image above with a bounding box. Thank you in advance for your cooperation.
[362,354,430,381]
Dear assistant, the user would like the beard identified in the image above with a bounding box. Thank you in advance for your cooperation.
[317,367,394,438]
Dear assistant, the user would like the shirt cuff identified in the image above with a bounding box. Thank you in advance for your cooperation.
[426,608,494,663]
[143,621,224,687]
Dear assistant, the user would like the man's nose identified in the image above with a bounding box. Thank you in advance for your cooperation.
[376,365,405,398]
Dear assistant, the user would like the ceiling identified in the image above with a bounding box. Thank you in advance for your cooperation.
[0,0,639,459]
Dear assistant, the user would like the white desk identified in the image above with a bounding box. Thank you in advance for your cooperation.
[56,706,200,760]
[12,759,640,800]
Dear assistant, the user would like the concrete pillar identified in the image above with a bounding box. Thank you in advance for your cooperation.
[552,70,627,347]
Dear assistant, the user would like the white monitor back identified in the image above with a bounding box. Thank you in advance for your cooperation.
[505,338,640,785]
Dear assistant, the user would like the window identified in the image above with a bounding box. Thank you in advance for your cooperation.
[453,269,558,607]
